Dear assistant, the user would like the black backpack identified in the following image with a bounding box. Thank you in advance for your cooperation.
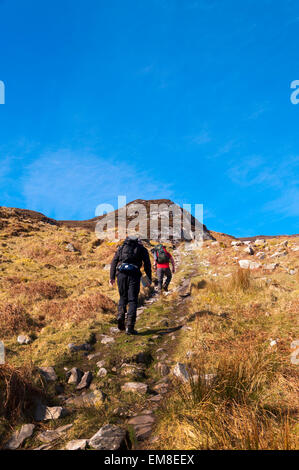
[119,239,141,265]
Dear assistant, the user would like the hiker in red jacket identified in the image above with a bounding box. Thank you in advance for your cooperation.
[153,244,175,292]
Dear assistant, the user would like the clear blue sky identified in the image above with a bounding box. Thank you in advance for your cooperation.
[1,0,299,237]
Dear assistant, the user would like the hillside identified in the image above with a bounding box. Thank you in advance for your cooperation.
[0,204,298,450]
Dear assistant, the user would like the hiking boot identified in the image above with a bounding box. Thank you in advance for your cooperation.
[126,327,138,335]
[117,318,126,331]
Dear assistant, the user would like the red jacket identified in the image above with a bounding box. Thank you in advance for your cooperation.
[155,247,175,270]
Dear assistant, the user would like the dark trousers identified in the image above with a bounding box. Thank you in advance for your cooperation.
[157,267,172,290]
[117,272,141,327]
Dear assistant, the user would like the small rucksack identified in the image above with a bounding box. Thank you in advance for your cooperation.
[154,245,170,264]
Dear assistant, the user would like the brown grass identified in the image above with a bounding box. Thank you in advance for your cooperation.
[0,302,34,337]
[229,268,251,291]
[0,364,44,422]
[11,280,67,300]
[42,292,116,324]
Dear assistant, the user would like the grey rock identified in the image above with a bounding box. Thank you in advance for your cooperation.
[68,343,91,352]
[76,371,93,390]
[128,414,155,441]
[101,335,115,345]
[34,404,69,421]
[66,243,76,252]
[65,390,106,407]
[264,263,279,271]
[89,424,127,450]
[5,424,35,449]
[17,335,31,345]
[121,382,148,394]
[65,439,87,450]
[97,367,107,378]
[39,366,57,382]
[87,351,102,361]
[155,363,170,377]
[173,362,189,382]
[239,259,261,270]
[66,367,84,385]
[37,424,73,443]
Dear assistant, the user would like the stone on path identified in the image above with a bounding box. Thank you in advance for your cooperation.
[37,424,73,443]
[65,439,87,450]
[87,352,102,361]
[101,335,115,345]
[89,425,128,450]
[66,367,84,385]
[34,404,69,421]
[173,362,189,382]
[76,371,93,390]
[121,382,148,394]
[97,367,107,378]
[17,335,31,345]
[39,366,57,382]
[128,414,155,441]
[5,424,35,450]
[239,259,261,269]
[65,390,106,408]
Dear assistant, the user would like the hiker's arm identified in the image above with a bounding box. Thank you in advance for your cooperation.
[110,249,120,282]
[143,249,152,282]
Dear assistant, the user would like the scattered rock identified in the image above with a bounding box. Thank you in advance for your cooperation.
[34,404,69,421]
[110,327,120,334]
[68,343,91,352]
[89,425,128,450]
[97,367,107,378]
[37,424,73,443]
[66,243,76,252]
[101,335,115,345]
[76,371,93,390]
[239,259,261,269]
[264,263,279,271]
[5,424,35,450]
[254,239,265,246]
[121,382,148,394]
[66,389,106,407]
[39,367,57,382]
[244,246,254,255]
[65,439,87,450]
[155,363,170,377]
[231,241,243,246]
[127,414,155,441]
[256,252,265,260]
[66,367,84,385]
[173,362,189,382]
[87,352,102,361]
[17,335,31,345]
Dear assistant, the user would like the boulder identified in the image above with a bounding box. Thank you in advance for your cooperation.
[173,363,189,382]
[264,263,279,271]
[89,425,128,450]
[5,424,35,450]
[34,404,69,421]
[66,390,106,407]
[101,335,115,345]
[127,414,155,441]
[66,367,84,385]
[65,439,87,450]
[97,368,107,378]
[76,371,93,390]
[121,382,148,394]
[239,260,261,270]
[37,424,73,443]
[39,367,57,382]
[244,246,254,255]
[254,239,265,246]
[17,335,31,345]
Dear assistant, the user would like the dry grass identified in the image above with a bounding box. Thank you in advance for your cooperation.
[0,364,44,422]
[11,280,67,300]
[0,302,34,337]
[41,292,116,324]
[229,268,252,291]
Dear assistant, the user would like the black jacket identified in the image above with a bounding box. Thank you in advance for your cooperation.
[110,242,152,281]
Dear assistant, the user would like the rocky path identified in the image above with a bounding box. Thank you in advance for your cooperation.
[5,243,200,451]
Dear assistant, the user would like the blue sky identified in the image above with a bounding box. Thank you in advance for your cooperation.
[1,0,299,237]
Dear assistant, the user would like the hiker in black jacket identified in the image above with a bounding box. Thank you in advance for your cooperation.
[109,236,152,335]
